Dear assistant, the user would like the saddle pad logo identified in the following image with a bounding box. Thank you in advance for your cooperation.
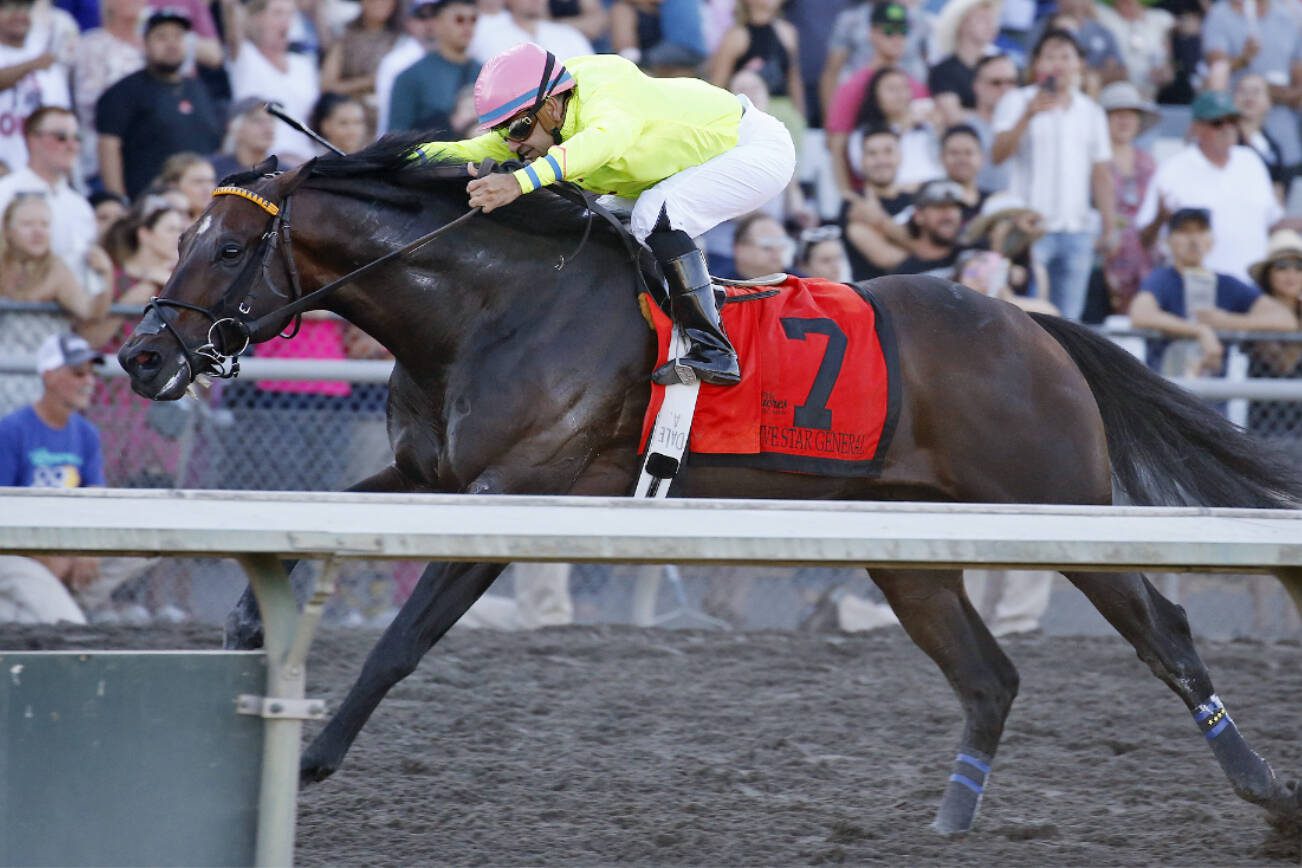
[641,276,898,477]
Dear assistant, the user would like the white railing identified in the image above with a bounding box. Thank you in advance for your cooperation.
[2,489,1299,865]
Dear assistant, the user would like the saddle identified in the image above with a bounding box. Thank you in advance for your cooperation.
[474,158,783,310]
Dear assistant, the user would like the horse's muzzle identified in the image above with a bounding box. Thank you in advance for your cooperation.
[118,336,191,401]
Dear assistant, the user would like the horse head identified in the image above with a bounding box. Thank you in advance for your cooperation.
[119,158,305,400]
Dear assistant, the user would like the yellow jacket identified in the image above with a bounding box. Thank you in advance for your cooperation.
[414,54,743,199]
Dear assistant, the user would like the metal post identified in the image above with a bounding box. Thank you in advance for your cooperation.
[239,555,335,867]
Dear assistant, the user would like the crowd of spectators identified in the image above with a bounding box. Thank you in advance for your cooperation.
[0,0,1297,371]
[3,0,1302,627]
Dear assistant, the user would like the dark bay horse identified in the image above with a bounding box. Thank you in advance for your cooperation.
[118,134,1302,838]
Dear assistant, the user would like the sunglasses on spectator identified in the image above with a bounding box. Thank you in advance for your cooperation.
[1272,258,1302,271]
[34,129,80,143]
[496,112,537,143]
[878,24,908,36]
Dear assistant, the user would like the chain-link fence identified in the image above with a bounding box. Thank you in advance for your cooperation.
[3,304,1300,637]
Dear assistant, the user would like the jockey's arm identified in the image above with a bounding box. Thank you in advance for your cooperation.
[413,131,515,168]
[511,104,642,195]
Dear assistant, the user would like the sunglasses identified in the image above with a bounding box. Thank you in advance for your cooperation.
[1272,257,1302,271]
[878,24,909,36]
[497,112,536,143]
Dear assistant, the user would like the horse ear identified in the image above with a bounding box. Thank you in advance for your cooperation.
[254,156,280,176]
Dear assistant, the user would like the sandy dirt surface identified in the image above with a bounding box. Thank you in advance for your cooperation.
[7,623,1301,865]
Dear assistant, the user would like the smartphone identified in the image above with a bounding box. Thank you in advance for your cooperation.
[1041,75,1058,94]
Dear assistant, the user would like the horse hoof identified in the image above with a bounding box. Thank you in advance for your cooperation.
[223,617,265,651]
[299,758,337,787]
[928,819,970,838]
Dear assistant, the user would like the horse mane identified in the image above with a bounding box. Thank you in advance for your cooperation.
[290,131,605,239]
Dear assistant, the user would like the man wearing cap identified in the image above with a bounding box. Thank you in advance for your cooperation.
[96,8,222,199]
[388,0,480,134]
[1136,90,1282,283]
[1129,207,1294,374]
[0,334,105,624]
[0,0,72,174]
[850,179,967,279]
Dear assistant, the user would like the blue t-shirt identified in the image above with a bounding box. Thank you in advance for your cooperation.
[0,406,105,488]
[388,53,481,134]
[1139,265,1260,368]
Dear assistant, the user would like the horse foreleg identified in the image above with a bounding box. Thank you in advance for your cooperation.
[868,567,1020,835]
[299,559,506,784]
[222,464,423,650]
[1064,570,1301,825]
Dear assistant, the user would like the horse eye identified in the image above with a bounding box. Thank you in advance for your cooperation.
[220,243,243,262]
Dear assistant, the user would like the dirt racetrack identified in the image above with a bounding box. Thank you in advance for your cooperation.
[8,623,1301,865]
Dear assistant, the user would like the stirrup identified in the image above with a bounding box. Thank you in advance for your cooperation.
[651,360,699,387]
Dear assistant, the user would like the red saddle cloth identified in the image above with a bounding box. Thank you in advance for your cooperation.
[640,275,899,477]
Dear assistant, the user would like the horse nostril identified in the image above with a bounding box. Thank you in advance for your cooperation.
[132,350,161,373]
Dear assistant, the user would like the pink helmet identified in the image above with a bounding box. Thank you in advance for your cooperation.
[474,43,576,129]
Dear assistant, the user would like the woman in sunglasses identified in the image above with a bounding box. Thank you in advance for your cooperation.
[414,42,796,386]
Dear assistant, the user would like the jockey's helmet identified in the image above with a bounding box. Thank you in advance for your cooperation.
[474,43,576,130]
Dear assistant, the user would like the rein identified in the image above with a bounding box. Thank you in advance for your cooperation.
[145,168,481,381]
[145,157,644,383]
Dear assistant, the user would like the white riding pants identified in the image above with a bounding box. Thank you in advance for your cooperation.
[629,95,797,243]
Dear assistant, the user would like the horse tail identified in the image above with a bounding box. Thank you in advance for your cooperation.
[1028,313,1302,509]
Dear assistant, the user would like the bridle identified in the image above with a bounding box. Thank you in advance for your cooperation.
[144,168,481,381]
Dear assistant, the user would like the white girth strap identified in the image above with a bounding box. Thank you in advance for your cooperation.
[635,326,701,498]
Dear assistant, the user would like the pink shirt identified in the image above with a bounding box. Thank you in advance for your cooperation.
[256,319,351,396]
[825,66,929,135]
[149,0,218,38]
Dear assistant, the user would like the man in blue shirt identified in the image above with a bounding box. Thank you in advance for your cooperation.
[0,333,105,623]
[388,0,482,134]
[1129,208,1295,373]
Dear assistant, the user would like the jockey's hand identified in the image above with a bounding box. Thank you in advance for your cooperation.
[466,163,524,213]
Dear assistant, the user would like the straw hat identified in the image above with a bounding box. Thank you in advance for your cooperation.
[960,191,1038,244]
[1248,229,1302,288]
[1098,81,1161,134]
[933,0,1003,59]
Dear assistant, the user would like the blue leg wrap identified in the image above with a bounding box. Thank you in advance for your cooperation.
[1192,694,1278,803]
[932,749,992,834]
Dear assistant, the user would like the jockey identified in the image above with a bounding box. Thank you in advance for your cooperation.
[414,44,796,386]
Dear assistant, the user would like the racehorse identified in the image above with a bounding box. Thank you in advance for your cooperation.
[118,132,1302,838]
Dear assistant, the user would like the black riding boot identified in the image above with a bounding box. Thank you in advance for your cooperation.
[648,235,741,387]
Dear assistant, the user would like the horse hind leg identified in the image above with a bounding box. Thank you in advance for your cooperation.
[868,568,1020,835]
[1064,570,1301,824]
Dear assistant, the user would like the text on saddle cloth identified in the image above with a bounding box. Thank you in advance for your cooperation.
[639,276,899,478]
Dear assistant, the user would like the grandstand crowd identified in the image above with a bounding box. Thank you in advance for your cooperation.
[1,0,1301,366]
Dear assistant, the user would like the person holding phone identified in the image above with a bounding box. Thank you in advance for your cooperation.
[990,27,1116,322]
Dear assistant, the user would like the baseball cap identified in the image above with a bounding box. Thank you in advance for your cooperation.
[871,1,910,32]
[914,179,966,208]
[144,7,192,34]
[1168,207,1212,232]
[1190,90,1238,122]
[35,333,105,375]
